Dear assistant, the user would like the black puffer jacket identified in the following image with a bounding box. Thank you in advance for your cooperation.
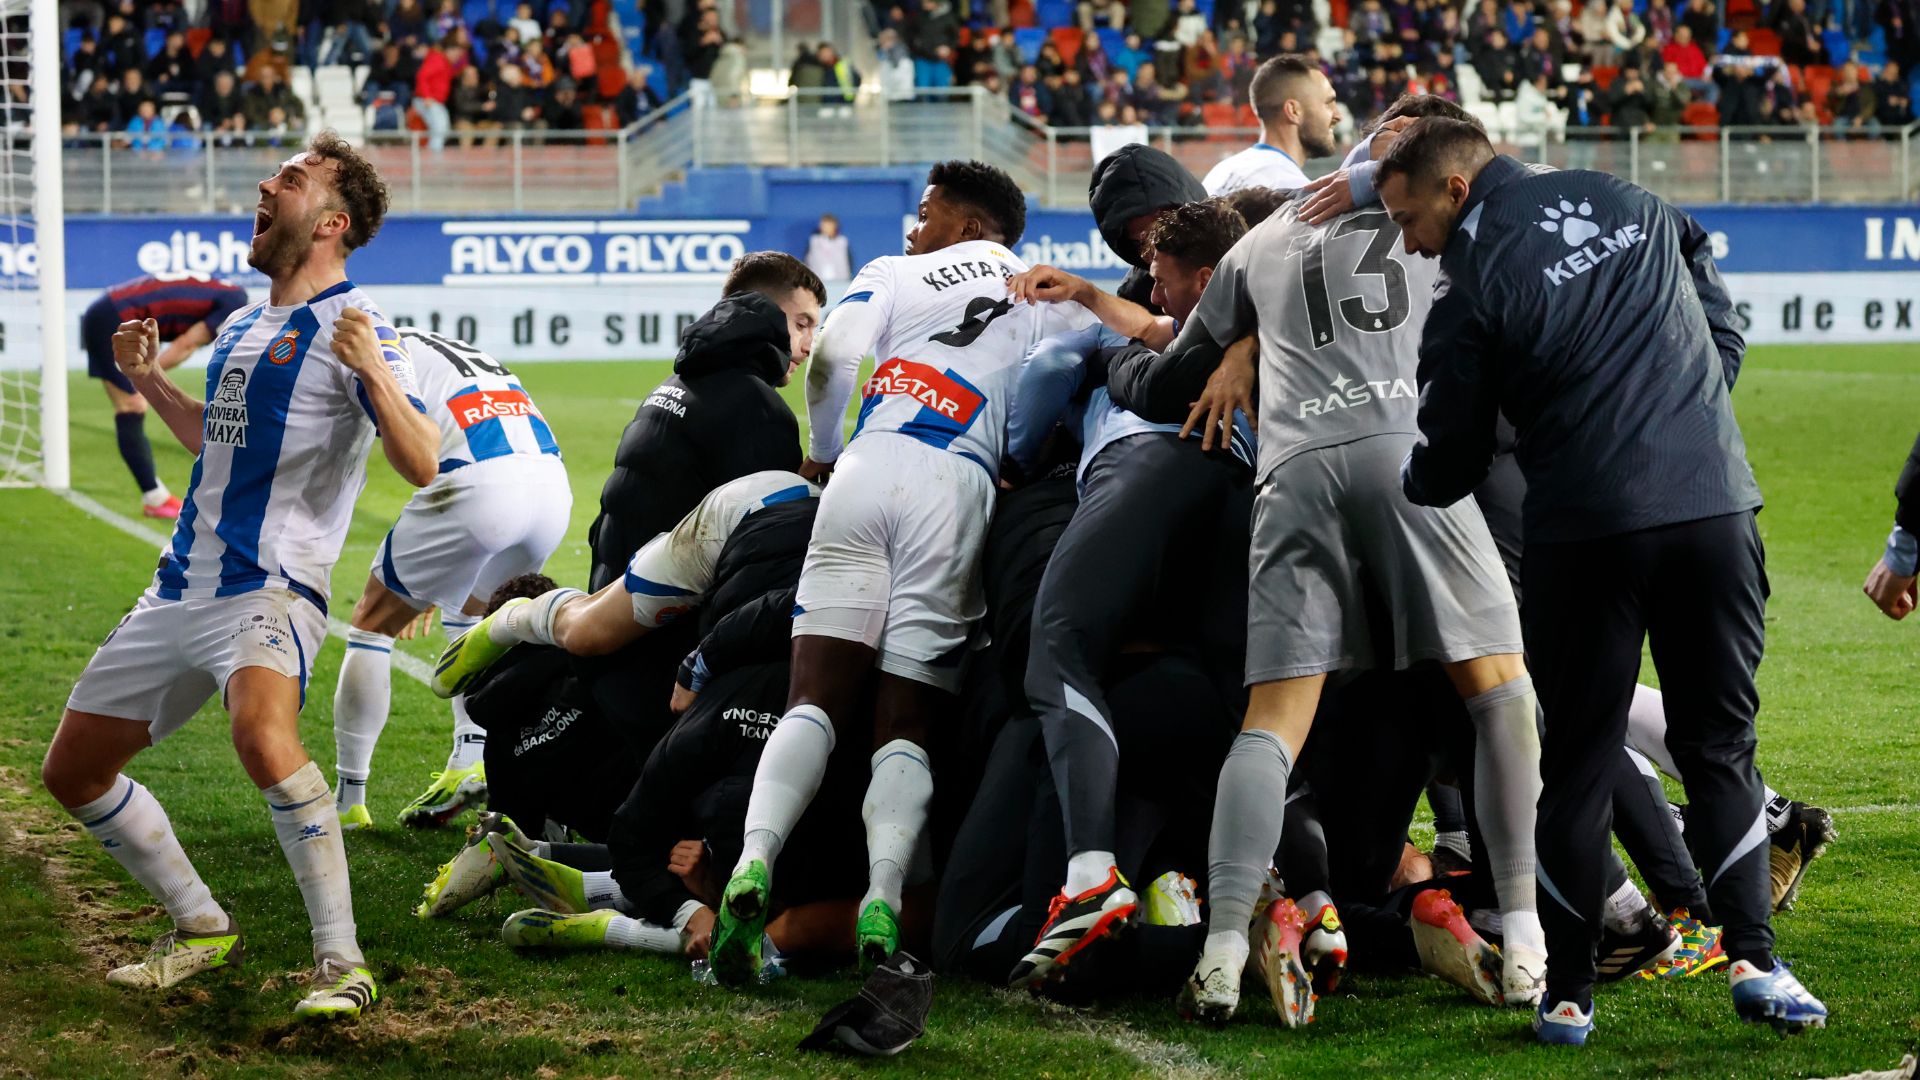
[586,292,801,589]
[1088,143,1208,309]
[1897,430,1920,535]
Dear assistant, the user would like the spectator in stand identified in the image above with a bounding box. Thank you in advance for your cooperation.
[990,28,1021,81]
[496,61,542,129]
[364,39,418,108]
[1222,33,1257,102]
[76,75,120,132]
[508,1,541,45]
[1645,0,1676,45]
[1503,0,1537,42]
[1764,62,1802,123]
[1174,0,1210,45]
[1829,64,1875,131]
[450,64,498,145]
[145,31,194,96]
[101,11,144,74]
[387,0,428,45]
[546,77,584,133]
[1881,0,1920,70]
[615,63,663,122]
[1081,35,1113,86]
[1724,26,1755,53]
[427,0,461,42]
[805,213,852,283]
[1113,30,1149,76]
[242,63,304,127]
[1104,67,1135,109]
[1081,0,1128,29]
[69,33,106,89]
[194,36,236,86]
[1664,25,1717,100]
[877,28,917,99]
[1426,4,1464,56]
[521,37,557,86]
[1515,69,1558,125]
[1011,62,1049,117]
[414,38,464,150]
[1184,30,1228,100]
[1354,0,1393,43]
[959,33,996,84]
[116,67,153,119]
[1717,56,1768,124]
[789,41,827,90]
[1132,59,1187,124]
[317,0,379,66]
[1577,0,1613,61]
[247,0,298,52]
[1874,60,1913,125]
[125,97,168,155]
[1606,0,1649,64]
[201,69,246,138]
[1466,0,1501,43]
[1681,0,1721,55]
[912,0,960,80]
[1051,66,1096,123]
[1036,41,1066,79]
[1474,29,1520,100]
[1519,26,1564,84]
[1776,0,1828,64]
[683,7,727,98]
[1650,61,1692,129]
[1255,0,1288,55]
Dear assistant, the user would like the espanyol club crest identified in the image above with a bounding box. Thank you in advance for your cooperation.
[269,329,301,364]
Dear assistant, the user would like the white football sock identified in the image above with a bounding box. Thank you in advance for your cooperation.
[264,761,362,964]
[1628,684,1784,812]
[140,485,171,506]
[860,739,933,913]
[441,613,487,770]
[1502,909,1547,956]
[738,704,835,872]
[332,628,394,808]
[1465,675,1542,916]
[1603,879,1654,933]
[603,914,684,952]
[583,870,633,913]
[1065,849,1117,896]
[69,776,226,933]
[490,588,584,647]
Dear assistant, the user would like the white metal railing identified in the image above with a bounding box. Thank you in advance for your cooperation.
[56,88,1920,213]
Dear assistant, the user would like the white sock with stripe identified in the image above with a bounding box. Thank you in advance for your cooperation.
[264,761,362,964]
[491,588,583,647]
[861,739,933,914]
[67,776,227,933]
[332,629,394,808]
[738,704,836,872]
[603,914,684,952]
[441,614,487,770]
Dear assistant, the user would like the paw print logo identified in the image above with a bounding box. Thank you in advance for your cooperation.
[1538,199,1601,247]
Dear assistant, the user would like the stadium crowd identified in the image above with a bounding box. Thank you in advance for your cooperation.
[863,0,1917,131]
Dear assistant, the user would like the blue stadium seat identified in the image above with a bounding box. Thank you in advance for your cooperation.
[1822,29,1849,63]
[1095,27,1126,55]
[1035,0,1074,27]
[609,0,646,62]
[462,0,494,28]
[143,27,166,58]
[1192,0,1216,14]
[645,61,668,101]
[231,39,245,66]
[1013,27,1046,64]
[63,27,82,61]
[1717,26,1731,51]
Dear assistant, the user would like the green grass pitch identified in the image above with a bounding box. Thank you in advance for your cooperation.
[1,347,1917,1079]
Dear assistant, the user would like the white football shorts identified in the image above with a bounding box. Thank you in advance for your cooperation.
[373,454,573,612]
[67,588,329,743]
[623,470,818,628]
[793,432,994,692]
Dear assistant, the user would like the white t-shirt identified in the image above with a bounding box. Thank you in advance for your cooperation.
[401,327,561,472]
[1202,142,1311,195]
[806,239,1097,478]
[154,280,424,608]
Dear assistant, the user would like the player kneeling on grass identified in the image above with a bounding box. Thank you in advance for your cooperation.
[41,132,437,1021]
[327,328,572,832]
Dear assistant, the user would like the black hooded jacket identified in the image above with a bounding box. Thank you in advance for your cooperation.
[586,292,801,589]
[1088,143,1208,309]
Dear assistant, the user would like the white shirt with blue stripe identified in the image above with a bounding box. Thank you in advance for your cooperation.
[399,328,562,474]
[1202,142,1310,196]
[152,280,423,612]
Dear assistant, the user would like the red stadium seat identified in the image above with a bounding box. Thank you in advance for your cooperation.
[1748,28,1780,54]
[1050,26,1082,65]
[186,28,211,57]
[1010,0,1037,28]
[1804,64,1834,107]
[1202,101,1239,136]
[1682,100,1721,135]
[1236,103,1258,126]
[1591,64,1619,89]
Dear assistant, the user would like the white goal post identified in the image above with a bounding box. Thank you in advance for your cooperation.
[0,0,67,489]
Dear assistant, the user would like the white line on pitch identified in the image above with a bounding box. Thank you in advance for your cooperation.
[57,488,435,687]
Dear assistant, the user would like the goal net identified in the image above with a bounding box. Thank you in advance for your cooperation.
[0,0,67,489]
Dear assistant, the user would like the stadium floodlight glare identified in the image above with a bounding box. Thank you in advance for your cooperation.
[0,0,68,488]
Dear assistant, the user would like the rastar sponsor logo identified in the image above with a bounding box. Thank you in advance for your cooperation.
[863,358,984,424]
[1298,373,1417,418]
[448,387,536,428]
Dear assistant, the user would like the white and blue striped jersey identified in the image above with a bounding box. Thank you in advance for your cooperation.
[152,280,425,611]
[399,328,561,474]
[808,239,1098,479]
